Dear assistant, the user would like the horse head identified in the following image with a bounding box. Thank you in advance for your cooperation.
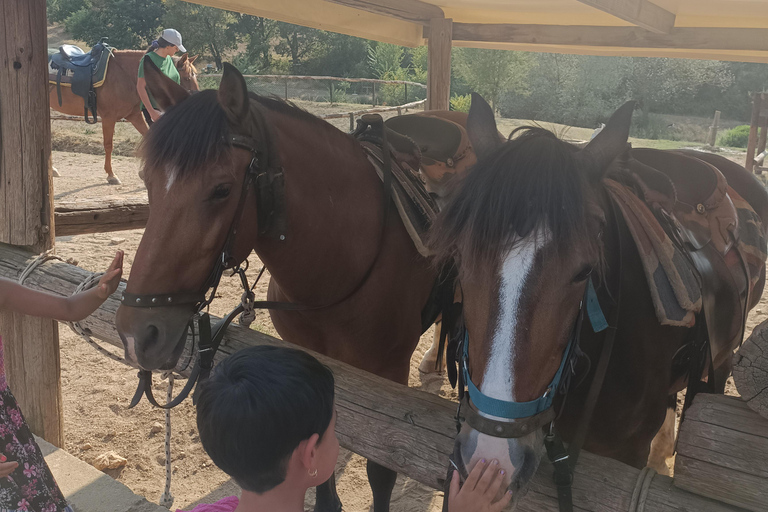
[430,95,634,509]
[175,53,200,92]
[116,62,269,370]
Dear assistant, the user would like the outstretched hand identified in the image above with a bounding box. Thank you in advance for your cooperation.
[96,250,123,299]
[448,459,513,512]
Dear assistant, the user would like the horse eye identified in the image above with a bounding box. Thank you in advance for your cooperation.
[572,266,593,283]
[210,184,232,200]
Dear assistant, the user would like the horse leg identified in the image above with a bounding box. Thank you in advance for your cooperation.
[712,357,732,394]
[367,460,397,512]
[125,112,149,182]
[419,321,445,374]
[647,395,677,476]
[314,471,342,512]
[101,117,121,185]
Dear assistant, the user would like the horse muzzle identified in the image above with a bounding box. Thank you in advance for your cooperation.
[115,304,193,370]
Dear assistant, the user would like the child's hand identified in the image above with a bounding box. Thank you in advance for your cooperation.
[96,250,124,299]
[448,459,513,512]
[0,453,18,478]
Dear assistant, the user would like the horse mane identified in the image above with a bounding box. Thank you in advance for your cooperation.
[428,127,593,273]
[139,89,345,180]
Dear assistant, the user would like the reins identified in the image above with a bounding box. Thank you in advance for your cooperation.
[123,114,396,409]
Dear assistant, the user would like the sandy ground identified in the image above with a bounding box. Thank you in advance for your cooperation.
[48,120,756,511]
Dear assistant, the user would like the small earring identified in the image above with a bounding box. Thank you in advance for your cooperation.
[308,468,318,477]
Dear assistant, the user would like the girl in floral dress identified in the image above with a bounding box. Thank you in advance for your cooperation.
[0,251,123,512]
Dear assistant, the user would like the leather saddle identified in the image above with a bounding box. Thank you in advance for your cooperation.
[619,148,756,369]
[385,111,477,204]
[49,38,111,124]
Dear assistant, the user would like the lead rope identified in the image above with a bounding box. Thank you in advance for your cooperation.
[159,372,175,509]
[628,466,656,512]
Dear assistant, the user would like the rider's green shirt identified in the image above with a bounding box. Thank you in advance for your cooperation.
[138,51,180,110]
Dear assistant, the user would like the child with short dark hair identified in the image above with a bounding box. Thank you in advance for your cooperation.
[183,345,511,512]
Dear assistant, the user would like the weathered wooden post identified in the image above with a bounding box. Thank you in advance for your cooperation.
[746,92,762,173]
[0,0,63,445]
[427,18,452,111]
[707,110,720,146]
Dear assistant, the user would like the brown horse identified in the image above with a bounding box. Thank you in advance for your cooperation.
[114,63,438,512]
[49,50,199,184]
[429,96,768,509]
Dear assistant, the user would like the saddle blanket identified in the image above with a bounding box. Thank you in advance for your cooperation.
[605,177,766,329]
[361,142,440,258]
[605,178,702,327]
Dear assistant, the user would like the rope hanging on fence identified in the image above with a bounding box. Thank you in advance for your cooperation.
[628,466,656,512]
[17,250,63,285]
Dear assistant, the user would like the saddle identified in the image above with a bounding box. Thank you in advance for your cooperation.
[49,38,112,124]
[385,111,477,204]
[608,148,766,369]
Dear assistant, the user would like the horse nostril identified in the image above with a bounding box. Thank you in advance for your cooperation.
[142,324,160,350]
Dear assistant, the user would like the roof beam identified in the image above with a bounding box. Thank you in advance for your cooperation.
[576,0,676,34]
[321,0,444,25]
[440,24,768,53]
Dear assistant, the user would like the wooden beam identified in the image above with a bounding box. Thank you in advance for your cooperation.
[445,24,768,53]
[0,0,62,446]
[54,198,150,237]
[576,0,675,34]
[0,243,743,511]
[427,18,452,111]
[747,93,763,172]
[321,0,443,25]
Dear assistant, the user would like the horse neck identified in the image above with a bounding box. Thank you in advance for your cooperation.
[108,50,144,95]
[253,109,388,304]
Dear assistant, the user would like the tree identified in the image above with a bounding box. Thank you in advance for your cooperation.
[163,0,239,70]
[64,0,166,49]
[453,48,533,110]
[274,23,326,73]
[233,15,277,72]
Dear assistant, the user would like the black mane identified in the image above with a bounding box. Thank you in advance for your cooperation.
[429,127,592,271]
[140,90,334,179]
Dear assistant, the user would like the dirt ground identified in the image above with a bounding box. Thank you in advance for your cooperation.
[49,120,756,511]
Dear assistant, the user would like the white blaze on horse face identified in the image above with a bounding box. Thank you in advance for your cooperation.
[165,164,179,193]
[482,230,551,403]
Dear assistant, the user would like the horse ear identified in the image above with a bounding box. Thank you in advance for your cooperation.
[579,101,636,176]
[467,92,502,161]
[176,53,188,67]
[189,55,199,65]
[217,62,250,124]
[143,56,190,111]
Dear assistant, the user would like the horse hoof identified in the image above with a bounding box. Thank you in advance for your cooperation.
[107,175,122,185]
[52,167,61,177]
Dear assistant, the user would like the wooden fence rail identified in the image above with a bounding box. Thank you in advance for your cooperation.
[54,198,149,237]
[0,242,741,511]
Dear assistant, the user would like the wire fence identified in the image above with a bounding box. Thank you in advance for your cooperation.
[197,74,427,107]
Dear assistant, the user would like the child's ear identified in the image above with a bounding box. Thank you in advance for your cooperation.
[298,433,321,470]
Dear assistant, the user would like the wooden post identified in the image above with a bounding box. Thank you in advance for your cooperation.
[349,113,355,131]
[372,82,376,106]
[707,110,720,146]
[404,82,408,104]
[746,92,762,172]
[427,18,452,111]
[0,0,62,445]
[758,104,768,158]
[284,78,288,100]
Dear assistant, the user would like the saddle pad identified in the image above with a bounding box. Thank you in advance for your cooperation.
[605,178,702,327]
[361,142,440,258]
[731,187,768,291]
[48,47,111,88]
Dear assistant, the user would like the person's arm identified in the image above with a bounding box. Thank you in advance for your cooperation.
[136,76,163,122]
[0,251,123,322]
[448,459,513,512]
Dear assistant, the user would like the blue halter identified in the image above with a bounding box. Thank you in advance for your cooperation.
[461,278,608,420]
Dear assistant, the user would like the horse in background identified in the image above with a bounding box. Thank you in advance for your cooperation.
[429,95,768,510]
[115,62,441,512]
[49,50,198,184]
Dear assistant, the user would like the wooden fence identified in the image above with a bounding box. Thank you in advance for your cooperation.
[0,242,750,512]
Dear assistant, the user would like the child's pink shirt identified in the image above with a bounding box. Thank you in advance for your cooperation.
[178,496,239,512]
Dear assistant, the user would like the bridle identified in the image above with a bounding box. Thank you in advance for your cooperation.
[120,115,396,409]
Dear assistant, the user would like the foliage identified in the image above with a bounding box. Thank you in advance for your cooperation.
[718,125,752,148]
[450,94,472,113]
[63,0,166,49]
[368,43,404,77]
[453,48,533,110]
[47,0,89,23]
[162,1,240,69]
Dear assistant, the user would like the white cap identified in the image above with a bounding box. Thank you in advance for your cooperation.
[161,28,186,53]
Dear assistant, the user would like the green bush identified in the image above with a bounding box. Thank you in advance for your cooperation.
[718,125,751,148]
[450,94,472,113]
